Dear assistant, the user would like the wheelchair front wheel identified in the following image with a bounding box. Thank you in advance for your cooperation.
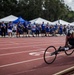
[64,47,74,56]
[44,46,57,64]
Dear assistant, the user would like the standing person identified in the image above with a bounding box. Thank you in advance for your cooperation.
[1,21,6,37]
[22,23,28,37]
[63,25,67,35]
[31,24,36,37]
[35,24,40,37]
[50,25,55,36]
[52,24,58,36]
[27,24,31,37]
[12,24,17,37]
[45,23,50,37]
[7,21,13,37]
[58,25,63,36]
[54,24,58,34]
[16,22,22,38]
[41,22,46,37]
[66,24,70,34]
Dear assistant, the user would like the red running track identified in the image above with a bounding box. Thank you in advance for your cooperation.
[0,36,74,75]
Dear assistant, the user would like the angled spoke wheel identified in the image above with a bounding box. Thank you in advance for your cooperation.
[44,46,57,64]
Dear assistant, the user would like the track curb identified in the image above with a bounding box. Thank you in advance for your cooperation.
[53,66,74,75]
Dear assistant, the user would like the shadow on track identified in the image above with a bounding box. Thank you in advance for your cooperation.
[32,55,74,70]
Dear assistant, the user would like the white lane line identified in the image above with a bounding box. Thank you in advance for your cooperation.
[0,57,43,68]
[0,40,64,45]
[0,52,65,68]
[0,44,46,50]
[0,41,47,45]
[7,69,37,75]
[0,43,63,50]
[0,48,45,56]
[0,46,60,56]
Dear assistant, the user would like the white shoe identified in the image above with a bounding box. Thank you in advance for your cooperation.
[65,47,69,50]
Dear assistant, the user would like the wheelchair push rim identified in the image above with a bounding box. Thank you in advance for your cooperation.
[44,46,57,64]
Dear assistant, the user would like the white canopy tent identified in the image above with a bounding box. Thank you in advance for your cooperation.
[30,17,52,25]
[52,19,70,25]
[70,22,74,26]
[0,15,18,23]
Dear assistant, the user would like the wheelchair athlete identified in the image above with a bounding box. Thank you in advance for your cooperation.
[65,29,74,49]
[51,29,74,55]
[57,29,74,53]
[57,29,74,52]
[59,29,74,51]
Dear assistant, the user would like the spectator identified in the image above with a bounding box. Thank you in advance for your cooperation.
[27,24,31,37]
[16,22,22,38]
[63,25,67,35]
[1,21,6,37]
[41,22,46,37]
[45,23,50,37]
[12,24,17,37]
[22,24,28,37]
[7,21,13,37]
[31,24,36,37]
[58,25,63,35]
[35,24,40,37]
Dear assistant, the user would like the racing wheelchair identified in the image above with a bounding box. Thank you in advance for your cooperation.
[44,45,74,64]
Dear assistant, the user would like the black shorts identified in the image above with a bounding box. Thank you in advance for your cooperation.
[13,30,16,32]
[41,30,45,33]
[23,28,28,32]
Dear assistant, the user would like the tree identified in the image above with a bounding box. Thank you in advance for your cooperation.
[0,0,74,22]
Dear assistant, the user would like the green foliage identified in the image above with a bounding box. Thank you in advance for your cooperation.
[0,0,74,22]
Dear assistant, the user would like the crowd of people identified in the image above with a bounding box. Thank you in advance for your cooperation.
[0,21,74,38]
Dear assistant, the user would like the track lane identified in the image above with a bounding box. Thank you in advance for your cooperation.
[1,36,74,75]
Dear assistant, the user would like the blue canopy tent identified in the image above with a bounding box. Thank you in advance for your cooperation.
[13,17,31,26]
[13,17,25,24]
